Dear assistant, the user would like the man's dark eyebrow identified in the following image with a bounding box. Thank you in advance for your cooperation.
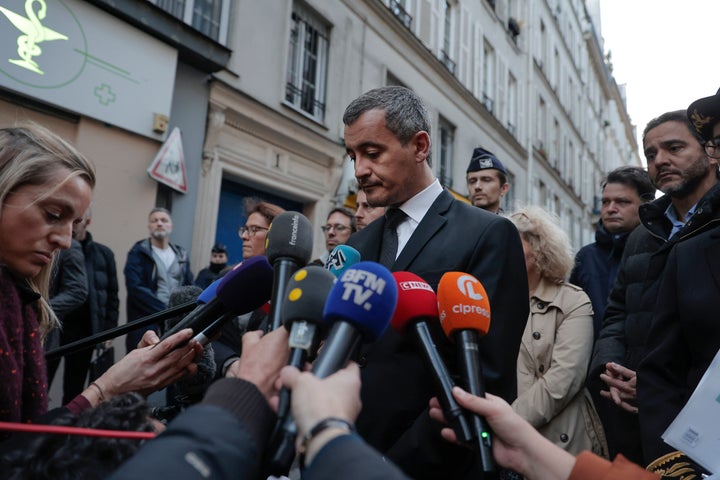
[346,141,383,154]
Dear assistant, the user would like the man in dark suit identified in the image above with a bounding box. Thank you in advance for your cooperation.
[637,88,720,470]
[344,86,529,479]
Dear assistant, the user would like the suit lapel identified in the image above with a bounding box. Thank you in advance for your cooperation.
[393,191,452,271]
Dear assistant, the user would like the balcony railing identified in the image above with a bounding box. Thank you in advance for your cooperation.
[440,50,456,75]
[389,0,412,29]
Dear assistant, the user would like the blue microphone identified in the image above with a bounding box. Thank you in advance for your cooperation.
[267,261,397,475]
[163,256,274,341]
[323,244,361,277]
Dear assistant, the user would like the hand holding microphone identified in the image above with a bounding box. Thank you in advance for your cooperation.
[161,256,274,342]
[391,272,474,443]
[438,272,496,476]
[273,266,337,429]
[267,261,398,475]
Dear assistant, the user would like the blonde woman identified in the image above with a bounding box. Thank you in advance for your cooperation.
[0,123,200,432]
[509,206,607,456]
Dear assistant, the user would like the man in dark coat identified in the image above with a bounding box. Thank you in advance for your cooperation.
[45,238,88,384]
[124,207,193,351]
[588,109,720,465]
[637,87,720,467]
[570,166,655,340]
[344,86,529,479]
[194,243,228,289]
[55,208,119,404]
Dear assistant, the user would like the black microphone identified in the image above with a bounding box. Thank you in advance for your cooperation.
[265,211,314,332]
[271,265,336,445]
[390,272,474,443]
[438,272,496,476]
[160,256,274,341]
[164,286,216,412]
[267,261,397,475]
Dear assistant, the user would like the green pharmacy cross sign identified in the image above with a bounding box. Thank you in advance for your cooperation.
[0,0,68,75]
[0,0,177,140]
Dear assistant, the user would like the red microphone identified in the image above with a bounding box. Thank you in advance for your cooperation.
[437,272,496,476]
[390,272,473,443]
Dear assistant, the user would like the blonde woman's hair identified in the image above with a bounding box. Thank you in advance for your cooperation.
[509,205,574,283]
[0,122,96,338]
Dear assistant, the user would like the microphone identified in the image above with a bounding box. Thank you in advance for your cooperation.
[390,272,474,443]
[324,244,361,277]
[437,272,496,475]
[267,261,397,475]
[164,286,217,414]
[160,256,274,341]
[272,265,337,445]
[265,211,314,331]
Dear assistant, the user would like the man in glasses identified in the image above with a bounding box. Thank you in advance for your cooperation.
[311,207,356,265]
[588,107,720,466]
[465,146,510,214]
[636,89,720,473]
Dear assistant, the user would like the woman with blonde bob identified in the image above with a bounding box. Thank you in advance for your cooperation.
[0,123,201,432]
[508,206,607,456]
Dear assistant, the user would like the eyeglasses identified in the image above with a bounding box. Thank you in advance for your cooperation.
[704,138,720,159]
[321,224,350,233]
[238,225,268,237]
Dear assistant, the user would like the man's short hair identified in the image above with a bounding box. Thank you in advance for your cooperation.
[602,166,655,202]
[642,110,704,146]
[343,86,433,166]
[326,207,357,233]
[211,243,228,254]
[149,207,171,218]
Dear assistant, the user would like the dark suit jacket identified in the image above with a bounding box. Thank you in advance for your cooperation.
[347,190,529,479]
[638,225,720,465]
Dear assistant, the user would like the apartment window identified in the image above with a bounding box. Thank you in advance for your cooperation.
[440,1,455,74]
[438,117,455,189]
[507,73,517,136]
[285,4,329,122]
[482,41,495,113]
[153,0,229,42]
[537,96,547,153]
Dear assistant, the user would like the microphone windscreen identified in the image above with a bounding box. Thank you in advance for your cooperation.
[322,261,397,341]
[324,245,361,277]
[265,211,314,265]
[165,285,203,331]
[216,255,275,312]
[197,280,219,304]
[166,285,216,400]
[281,266,336,329]
[437,272,491,337]
[390,272,438,333]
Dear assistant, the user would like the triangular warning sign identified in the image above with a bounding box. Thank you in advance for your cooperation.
[147,127,188,194]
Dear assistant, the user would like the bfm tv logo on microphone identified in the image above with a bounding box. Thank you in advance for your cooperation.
[340,268,387,311]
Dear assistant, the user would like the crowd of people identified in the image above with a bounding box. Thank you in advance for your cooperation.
[1,83,719,479]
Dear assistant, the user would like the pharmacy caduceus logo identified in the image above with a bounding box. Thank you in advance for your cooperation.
[0,0,68,75]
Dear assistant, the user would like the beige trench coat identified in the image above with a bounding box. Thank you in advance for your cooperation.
[512,278,608,457]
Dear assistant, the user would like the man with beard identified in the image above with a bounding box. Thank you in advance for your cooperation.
[124,207,193,351]
[637,89,720,470]
[465,146,510,214]
[588,110,720,465]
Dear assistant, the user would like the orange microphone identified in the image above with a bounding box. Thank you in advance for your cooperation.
[437,272,496,476]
